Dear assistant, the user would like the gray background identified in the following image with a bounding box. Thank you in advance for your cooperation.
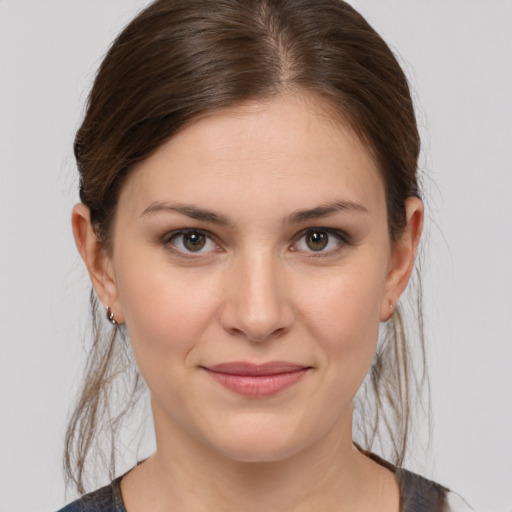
[0,1,510,511]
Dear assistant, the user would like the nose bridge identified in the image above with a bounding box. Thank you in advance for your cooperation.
[221,246,293,342]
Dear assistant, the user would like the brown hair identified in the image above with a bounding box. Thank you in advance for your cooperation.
[66,0,426,494]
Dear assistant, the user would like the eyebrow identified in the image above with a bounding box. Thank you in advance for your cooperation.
[140,199,368,227]
[140,202,233,227]
[284,200,369,224]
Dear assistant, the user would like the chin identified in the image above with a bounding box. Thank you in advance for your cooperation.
[202,417,314,464]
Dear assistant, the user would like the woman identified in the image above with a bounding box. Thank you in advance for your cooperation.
[59,0,472,510]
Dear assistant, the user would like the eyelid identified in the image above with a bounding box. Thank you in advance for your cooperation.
[291,227,350,255]
[162,228,222,256]
[160,226,350,258]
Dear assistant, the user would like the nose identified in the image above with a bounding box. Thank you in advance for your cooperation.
[219,250,295,343]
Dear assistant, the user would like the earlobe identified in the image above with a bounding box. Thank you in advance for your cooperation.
[380,197,424,321]
[71,203,124,323]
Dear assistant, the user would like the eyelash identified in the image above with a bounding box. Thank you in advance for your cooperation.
[162,229,220,258]
[161,228,350,258]
[292,228,350,257]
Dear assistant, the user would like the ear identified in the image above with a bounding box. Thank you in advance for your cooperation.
[380,197,424,321]
[72,203,125,323]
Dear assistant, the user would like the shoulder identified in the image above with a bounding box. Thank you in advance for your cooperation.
[363,450,474,512]
[56,477,126,512]
[396,467,448,511]
[396,468,475,512]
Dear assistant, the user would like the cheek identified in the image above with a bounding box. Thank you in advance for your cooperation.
[114,252,221,367]
[296,259,387,382]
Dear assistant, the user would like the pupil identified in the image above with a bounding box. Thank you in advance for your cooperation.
[184,232,206,251]
[307,231,328,251]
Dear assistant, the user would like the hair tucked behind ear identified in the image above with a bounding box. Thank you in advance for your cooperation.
[65,0,428,493]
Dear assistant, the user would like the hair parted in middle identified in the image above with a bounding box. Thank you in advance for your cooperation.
[66,0,427,494]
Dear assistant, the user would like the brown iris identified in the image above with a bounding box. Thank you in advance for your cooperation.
[182,231,207,251]
[305,230,329,251]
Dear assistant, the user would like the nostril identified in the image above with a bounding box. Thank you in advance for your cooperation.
[227,325,289,343]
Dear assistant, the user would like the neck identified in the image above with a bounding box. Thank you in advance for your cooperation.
[121,406,398,512]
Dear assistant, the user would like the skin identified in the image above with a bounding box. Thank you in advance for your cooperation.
[73,93,423,512]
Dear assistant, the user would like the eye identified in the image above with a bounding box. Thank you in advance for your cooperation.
[165,230,218,254]
[293,228,346,254]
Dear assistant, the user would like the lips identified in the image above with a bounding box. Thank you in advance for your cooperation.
[202,361,310,398]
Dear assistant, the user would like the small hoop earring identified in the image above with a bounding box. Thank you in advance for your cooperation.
[386,302,395,321]
[106,306,117,326]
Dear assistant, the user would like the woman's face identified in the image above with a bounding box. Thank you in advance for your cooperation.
[94,94,419,462]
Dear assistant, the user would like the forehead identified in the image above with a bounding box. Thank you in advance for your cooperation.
[118,93,385,221]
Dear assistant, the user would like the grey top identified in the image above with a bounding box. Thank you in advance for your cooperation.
[58,456,470,512]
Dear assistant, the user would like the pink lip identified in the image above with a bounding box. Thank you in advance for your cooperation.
[203,362,310,398]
